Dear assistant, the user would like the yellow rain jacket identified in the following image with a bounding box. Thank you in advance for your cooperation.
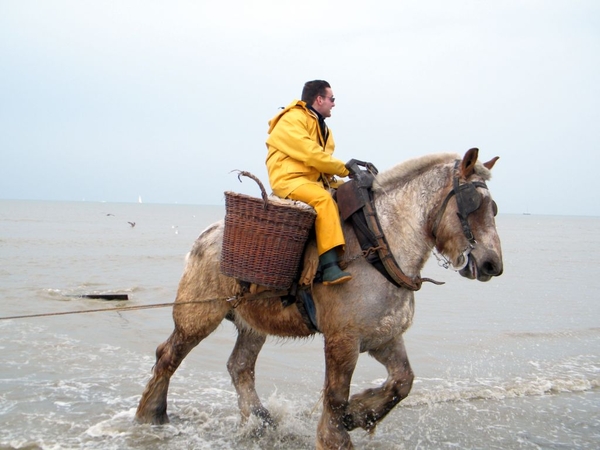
[265,100,349,255]
[265,100,349,198]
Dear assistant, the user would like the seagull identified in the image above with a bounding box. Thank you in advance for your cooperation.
[128,221,136,228]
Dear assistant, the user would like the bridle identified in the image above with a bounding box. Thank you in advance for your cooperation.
[432,161,498,247]
[340,158,497,290]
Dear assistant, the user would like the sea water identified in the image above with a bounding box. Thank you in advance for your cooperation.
[0,200,598,449]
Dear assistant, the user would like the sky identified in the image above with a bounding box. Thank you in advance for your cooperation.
[1,0,598,216]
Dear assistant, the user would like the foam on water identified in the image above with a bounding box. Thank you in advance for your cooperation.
[1,319,598,449]
[1,203,599,449]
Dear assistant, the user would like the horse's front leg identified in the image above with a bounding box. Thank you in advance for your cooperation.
[344,335,414,433]
[317,334,359,450]
[227,324,274,432]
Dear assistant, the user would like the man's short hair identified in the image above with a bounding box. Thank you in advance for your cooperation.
[301,80,331,105]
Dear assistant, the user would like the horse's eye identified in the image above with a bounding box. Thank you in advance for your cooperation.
[492,200,498,217]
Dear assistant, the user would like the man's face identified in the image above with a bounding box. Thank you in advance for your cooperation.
[313,88,336,118]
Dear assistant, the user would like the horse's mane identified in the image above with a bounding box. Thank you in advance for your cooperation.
[372,152,492,193]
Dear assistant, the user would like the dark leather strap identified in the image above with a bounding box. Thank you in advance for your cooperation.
[342,180,423,291]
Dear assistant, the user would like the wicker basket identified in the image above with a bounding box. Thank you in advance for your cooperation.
[220,171,316,289]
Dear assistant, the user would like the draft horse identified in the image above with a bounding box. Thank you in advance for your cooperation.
[135,148,503,449]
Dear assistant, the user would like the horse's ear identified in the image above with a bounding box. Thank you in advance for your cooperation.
[460,148,479,178]
[483,156,499,170]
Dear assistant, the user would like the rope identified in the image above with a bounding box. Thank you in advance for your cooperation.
[0,289,290,321]
[0,299,222,321]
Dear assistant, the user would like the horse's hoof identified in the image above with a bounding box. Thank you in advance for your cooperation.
[152,413,170,425]
[253,406,276,428]
[134,411,169,425]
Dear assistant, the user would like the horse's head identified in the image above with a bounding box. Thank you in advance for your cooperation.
[431,148,503,281]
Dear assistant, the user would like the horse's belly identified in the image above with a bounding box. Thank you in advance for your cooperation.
[234,299,315,338]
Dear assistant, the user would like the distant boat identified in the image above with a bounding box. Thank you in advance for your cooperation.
[138,195,142,204]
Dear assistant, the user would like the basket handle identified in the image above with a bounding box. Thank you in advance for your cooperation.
[232,170,269,209]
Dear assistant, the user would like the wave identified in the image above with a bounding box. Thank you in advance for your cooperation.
[504,328,600,339]
[44,286,144,300]
[398,354,599,407]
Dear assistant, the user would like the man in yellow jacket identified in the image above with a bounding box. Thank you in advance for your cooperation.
[265,80,351,285]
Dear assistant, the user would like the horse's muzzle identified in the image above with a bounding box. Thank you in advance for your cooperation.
[459,251,503,281]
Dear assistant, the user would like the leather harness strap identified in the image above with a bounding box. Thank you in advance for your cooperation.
[338,174,426,291]
[352,188,425,291]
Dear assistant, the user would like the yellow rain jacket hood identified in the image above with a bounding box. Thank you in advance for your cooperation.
[265,100,348,198]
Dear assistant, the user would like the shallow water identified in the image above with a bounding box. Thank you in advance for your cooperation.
[0,200,598,449]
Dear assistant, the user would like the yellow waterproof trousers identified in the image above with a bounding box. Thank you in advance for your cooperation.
[282,182,345,256]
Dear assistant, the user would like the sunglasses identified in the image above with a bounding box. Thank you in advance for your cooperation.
[321,95,335,103]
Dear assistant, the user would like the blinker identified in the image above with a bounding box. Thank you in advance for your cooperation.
[431,161,497,246]
[455,183,482,217]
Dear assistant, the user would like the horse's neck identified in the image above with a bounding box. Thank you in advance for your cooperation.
[373,171,447,276]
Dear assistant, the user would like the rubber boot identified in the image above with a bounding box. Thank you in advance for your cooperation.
[319,249,352,286]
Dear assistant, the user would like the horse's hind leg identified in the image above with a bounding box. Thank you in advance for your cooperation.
[344,335,414,433]
[135,301,229,425]
[227,325,274,431]
[135,329,197,424]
